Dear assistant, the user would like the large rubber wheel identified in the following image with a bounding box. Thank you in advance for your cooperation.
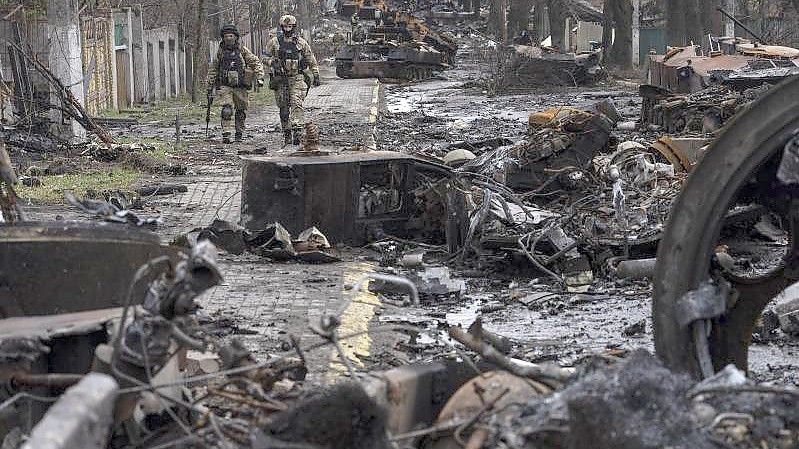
[653,76,799,379]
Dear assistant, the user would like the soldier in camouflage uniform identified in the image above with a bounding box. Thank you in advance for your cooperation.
[265,15,320,145]
[207,24,265,143]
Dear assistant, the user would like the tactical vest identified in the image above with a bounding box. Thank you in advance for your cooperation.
[218,46,246,87]
[277,33,307,76]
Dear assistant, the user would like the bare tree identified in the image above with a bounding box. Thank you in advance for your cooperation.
[548,0,565,50]
[508,0,535,39]
[699,0,722,36]
[191,0,208,102]
[604,0,632,67]
[488,0,508,41]
[666,0,703,46]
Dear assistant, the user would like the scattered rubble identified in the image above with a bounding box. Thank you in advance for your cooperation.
[640,83,773,134]
[190,219,341,263]
[5,3,799,448]
[488,351,799,449]
[66,192,161,228]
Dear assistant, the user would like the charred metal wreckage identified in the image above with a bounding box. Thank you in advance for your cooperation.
[4,7,799,449]
[335,0,458,81]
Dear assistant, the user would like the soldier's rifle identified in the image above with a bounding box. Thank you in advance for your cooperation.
[205,91,214,139]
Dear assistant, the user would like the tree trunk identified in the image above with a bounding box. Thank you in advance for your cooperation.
[533,0,547,42]
[666,0,703,46]
[548,0,565,51]
[666,0,686,45]
[699,0,721,36]
[684,0,703,45]
[508,0,535,39]
[606,0,633,68]
[191,0,207,103]
[601,0,612,60]
[759,0,769,39]
[488,0,508,41]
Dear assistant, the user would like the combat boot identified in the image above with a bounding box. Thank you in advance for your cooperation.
[291,128,303,146]
[235,111,246,141]
[222,132,232,144]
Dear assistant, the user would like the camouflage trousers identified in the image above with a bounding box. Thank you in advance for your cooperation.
[216,86,249,135]
[273,74,308,132]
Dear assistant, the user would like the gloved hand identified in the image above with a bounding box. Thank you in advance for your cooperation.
[312,74,321,87]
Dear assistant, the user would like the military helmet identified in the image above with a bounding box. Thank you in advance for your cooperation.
[279,15,297,27]
[220,24,240,37]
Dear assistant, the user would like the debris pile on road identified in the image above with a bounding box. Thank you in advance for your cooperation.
[375,103,684,288]
[188,219,341,263]
[84,141,188,175]
[311,17,351,58]
[66,191,162,228]
[486,350,799,449]
[640,83,773,133]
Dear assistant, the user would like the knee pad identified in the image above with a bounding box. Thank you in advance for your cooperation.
[221,105,234,120]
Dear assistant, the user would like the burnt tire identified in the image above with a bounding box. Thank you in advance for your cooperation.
[653,76,799,378]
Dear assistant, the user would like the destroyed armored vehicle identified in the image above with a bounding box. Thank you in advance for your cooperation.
[648,44,799,94]
[496,45,606,87]
[336,0,457,80]
[335,41,448,80]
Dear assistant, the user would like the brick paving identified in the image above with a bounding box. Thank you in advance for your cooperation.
[154,67,378,238]
[150,69,386,379]
[21,69,392,381]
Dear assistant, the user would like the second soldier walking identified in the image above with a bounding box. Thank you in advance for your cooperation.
[266,15,320,145]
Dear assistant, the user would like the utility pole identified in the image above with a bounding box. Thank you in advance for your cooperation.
[632,0,640,66]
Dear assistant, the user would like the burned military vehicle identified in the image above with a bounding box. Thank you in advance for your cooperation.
[335,0,457,80]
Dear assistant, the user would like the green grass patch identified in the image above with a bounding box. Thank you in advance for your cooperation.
[17,169,141,204]
[98,89,276,124]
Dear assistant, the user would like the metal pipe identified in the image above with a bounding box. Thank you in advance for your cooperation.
[11,372,84,390]
[615,258,657,279]
[355,273,420,305]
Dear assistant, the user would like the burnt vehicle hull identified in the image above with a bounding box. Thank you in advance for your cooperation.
[240,151,461,247]
[335,43,447,80]
[0,221,180,438]
[497,46,606,88]
[0,221,178,317]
